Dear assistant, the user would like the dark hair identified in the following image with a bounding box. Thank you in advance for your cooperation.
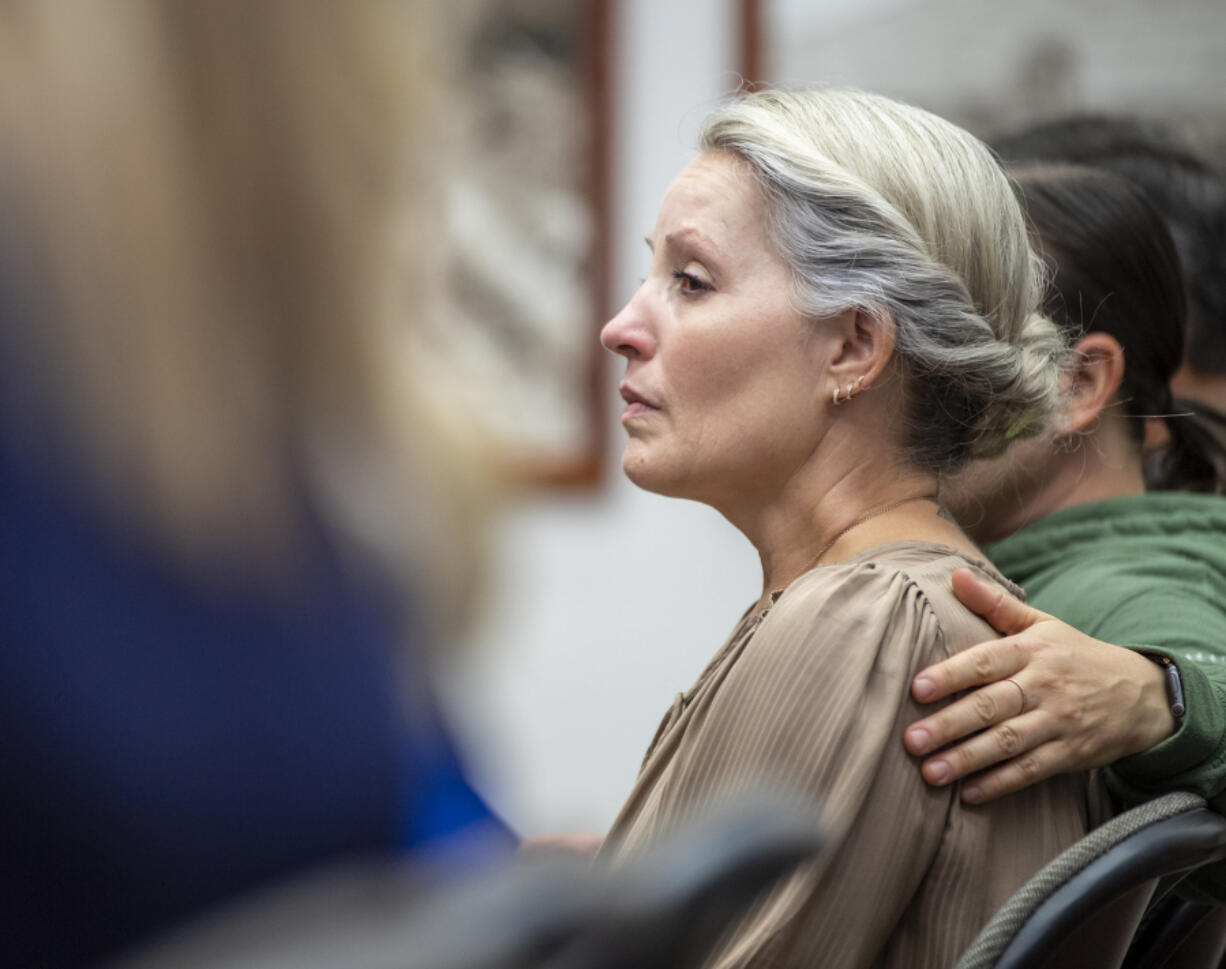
[994,116,1226,375]
[1009,164,1226,493]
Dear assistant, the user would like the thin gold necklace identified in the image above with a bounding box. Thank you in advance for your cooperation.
[807,491,939,569]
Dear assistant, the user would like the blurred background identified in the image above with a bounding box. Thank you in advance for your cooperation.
[434,0,1226,837]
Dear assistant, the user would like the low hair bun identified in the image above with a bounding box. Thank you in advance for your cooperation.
[892,307,1067,473]
[967,310,1067,460]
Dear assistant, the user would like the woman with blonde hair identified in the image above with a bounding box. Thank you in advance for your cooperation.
[597,89,1103,968]
[0,3,499,967]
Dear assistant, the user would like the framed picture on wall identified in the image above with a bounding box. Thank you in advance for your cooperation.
[432,0,612,487]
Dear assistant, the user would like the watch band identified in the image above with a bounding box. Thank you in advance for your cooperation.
[1150,655,1186,722]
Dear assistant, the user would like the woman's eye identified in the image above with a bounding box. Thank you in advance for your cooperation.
[672,270,712,294]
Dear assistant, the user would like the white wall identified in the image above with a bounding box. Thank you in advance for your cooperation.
[766,0,1226,145]
[438,0,759,836]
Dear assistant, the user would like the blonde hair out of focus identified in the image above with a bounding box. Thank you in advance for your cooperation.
[0,1,487,631]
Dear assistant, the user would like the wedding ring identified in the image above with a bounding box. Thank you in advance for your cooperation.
[1004,677,1027,715]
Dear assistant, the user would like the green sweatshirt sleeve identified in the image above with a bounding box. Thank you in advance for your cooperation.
[1106,645,1226,804]
[1081,588,1226,808]
[1080,589,1226,902]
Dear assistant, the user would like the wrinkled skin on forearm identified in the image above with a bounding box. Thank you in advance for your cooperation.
[903,568,1174,803]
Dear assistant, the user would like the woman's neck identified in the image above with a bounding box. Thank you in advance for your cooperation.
[725,459,954,609]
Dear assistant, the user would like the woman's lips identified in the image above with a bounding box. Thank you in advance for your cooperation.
[619,384,660,421]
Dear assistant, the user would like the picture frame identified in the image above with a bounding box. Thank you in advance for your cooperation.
[439,0,612,488]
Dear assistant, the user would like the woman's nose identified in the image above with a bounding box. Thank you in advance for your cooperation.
[600,286,655,360]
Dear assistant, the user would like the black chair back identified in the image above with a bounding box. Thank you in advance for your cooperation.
[1123,896,1226,969]
[955,791,1226,969]
[107,798,821,969]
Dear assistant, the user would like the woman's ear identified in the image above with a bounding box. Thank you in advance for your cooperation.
[1061,331,1126,434]
[827,307,896,389]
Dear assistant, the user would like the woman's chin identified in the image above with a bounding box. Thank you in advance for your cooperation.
[622,448,675,496]
[622,453,701,503]
[621,451,657,489]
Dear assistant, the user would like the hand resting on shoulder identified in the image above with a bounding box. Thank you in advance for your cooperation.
[903,568,1175,803]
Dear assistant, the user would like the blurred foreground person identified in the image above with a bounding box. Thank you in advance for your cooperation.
[905,168,1226,870]
[0,3,503,967]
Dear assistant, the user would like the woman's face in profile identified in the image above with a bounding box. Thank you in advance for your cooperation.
[600,151,836,509]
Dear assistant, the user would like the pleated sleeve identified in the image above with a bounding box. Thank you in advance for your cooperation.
[602,561,963,969]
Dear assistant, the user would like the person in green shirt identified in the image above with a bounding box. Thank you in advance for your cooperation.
[901,164,1226,842]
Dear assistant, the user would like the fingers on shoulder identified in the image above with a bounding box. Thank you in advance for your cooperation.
[962,747,1060,803]
[921,638,1029,699]
[922,707,1056,784]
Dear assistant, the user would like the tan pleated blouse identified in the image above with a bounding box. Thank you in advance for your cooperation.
[600,541,1107,969]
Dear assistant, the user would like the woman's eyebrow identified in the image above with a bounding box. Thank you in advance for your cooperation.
[645,228,722,261]
[666,227,718,252]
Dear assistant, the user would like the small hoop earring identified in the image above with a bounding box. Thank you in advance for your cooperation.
[846,376,867,399]
[832,386,844,406]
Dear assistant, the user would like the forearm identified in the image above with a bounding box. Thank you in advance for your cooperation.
[1083,588,1226,806]
[1110,649,1226,908]
[1106,644,1226,808]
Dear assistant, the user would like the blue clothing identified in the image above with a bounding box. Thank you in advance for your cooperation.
[0,435,500,969]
